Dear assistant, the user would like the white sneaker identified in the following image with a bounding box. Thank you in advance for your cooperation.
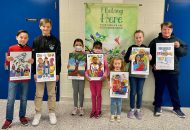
[117,115,121,122]
[71,107,78,115]
[79,107,84,116]
[49,113,57,125]
[32,113,41,126]
[110,115,115,122]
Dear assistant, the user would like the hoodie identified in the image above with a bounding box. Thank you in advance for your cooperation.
[148,33,188,74]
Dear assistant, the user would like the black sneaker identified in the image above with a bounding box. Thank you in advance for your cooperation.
[154,107,162,117]
[173,109,186,118]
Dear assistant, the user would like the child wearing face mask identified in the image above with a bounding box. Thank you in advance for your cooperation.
[68,38,86,116]
[85,41,108,118]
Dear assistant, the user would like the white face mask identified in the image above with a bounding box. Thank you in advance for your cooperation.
[93,49,103,53]
[75,46,83,52]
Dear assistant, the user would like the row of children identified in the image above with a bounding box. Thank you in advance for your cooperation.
[68,30,150,122]
[2,20,187,129]
[69,22,187,122]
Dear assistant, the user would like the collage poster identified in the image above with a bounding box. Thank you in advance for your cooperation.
[87,54,104,80]
[156,43,174,70]
[68,53,86,80]
[10,51,32,81]
[110,72,128,98]
[131,47,150,75]
[36,52,56,82]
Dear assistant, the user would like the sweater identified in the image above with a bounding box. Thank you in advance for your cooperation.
[148,33,188,74]
[6,44,32,82]
[32,35,61,75]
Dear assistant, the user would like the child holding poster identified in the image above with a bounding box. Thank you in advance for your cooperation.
[67,38,85,116]
[32,18,61,126]
[2,30,34,129]
[124,30,152,120]
[85,41,108,118]
[108,56,127,122]
[149,22,187,118]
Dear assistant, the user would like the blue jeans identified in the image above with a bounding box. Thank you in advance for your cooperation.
[110,98,122,115]
[6,81,29,120]
[129,77,145,109]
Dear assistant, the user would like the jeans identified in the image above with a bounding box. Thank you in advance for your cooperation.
[153,72,181,110]
[110,98,122,115]
[6,81,29,120]
[129,77,145,109]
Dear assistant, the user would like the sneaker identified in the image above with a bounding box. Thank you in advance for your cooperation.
[116,115,121,122]
[79,107,84,116]
[20,117,29,126]
[173,109,186,118]
[110,115,115,122]
[90,111,96,118]
[2,120,12,129]
[32,113,41,126]
[154,107,162,117]
[71,107,78,115]
[134,111,142,120]
[127,110,135,119]
[49,113,57,125]
[95,111,102,119]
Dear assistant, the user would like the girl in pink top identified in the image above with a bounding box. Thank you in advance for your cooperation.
[85,41,108,118]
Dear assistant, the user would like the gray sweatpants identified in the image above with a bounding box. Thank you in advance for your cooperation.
[72,80,85,107]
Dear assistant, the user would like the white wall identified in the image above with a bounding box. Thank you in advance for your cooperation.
[59,0,165,105]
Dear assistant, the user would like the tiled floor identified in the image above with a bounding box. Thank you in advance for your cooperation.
[0,100,190,130]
